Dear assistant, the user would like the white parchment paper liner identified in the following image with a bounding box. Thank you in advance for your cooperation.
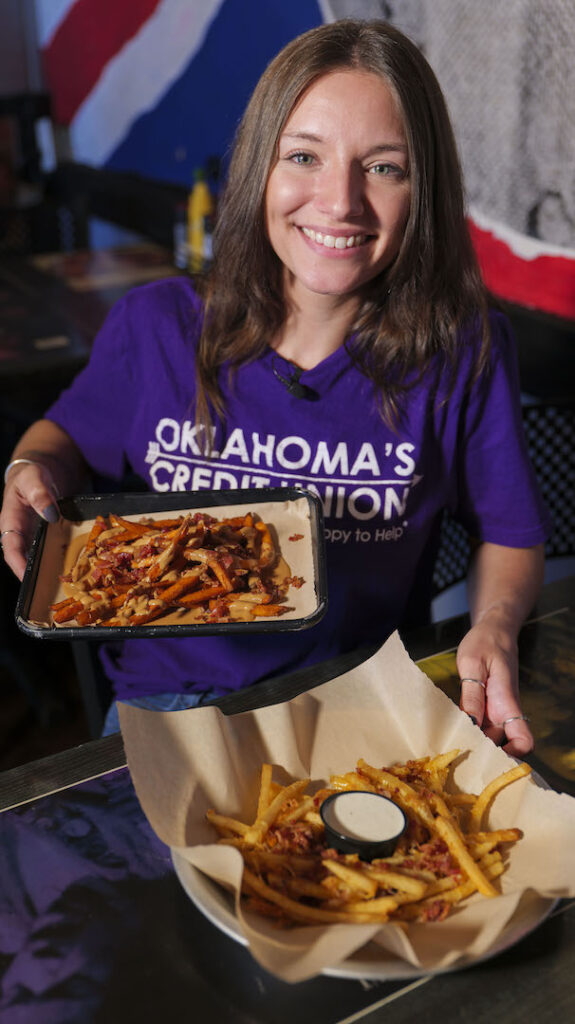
[120,631,575,982]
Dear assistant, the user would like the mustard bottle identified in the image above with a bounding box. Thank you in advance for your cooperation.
[187,167,213,273]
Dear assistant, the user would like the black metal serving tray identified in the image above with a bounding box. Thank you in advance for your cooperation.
[16,487,327,641]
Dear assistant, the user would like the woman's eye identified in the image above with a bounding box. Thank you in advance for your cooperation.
[369,162,405,178]
[288,152,315,166]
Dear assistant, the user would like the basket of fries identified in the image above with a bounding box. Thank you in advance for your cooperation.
[119,631,575,982]
[16,487,327,639]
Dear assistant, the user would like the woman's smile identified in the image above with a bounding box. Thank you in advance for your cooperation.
[299,226,369,250]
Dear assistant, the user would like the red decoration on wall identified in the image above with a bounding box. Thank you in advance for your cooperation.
[468,217,575,322]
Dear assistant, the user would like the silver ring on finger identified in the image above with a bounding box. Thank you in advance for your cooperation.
[500,714,530,727]
[460,677,486,689]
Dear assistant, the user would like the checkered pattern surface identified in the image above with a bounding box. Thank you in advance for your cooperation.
[522,404,575,558]
[432,403,575,594]
[432,513,472,595]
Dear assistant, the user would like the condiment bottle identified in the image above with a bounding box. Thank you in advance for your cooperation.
[187,167,213,273]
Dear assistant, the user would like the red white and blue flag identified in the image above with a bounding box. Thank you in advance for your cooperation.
[35,0,325,183]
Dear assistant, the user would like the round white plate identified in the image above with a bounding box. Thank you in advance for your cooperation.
[171,848,557,981]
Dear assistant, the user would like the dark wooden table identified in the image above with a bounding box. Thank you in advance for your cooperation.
[0,575,574,1023]
[0,244,179,380]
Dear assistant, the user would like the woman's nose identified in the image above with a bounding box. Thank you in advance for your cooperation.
[315,163,364,219]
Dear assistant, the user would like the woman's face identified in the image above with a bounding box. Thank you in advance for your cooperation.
[265,70,411,307]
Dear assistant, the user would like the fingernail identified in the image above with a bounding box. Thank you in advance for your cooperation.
[468,714,478,725]
[41,505,59,523]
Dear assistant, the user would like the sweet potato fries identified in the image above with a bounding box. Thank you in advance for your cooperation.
[51,511,295,628]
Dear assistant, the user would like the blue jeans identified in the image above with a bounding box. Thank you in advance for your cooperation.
[102,689,221,736]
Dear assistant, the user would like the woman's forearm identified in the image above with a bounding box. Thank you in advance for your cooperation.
[5,419,88,496]
[466,541,545,636]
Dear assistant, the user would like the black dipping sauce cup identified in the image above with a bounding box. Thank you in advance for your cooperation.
[320,791,407,861]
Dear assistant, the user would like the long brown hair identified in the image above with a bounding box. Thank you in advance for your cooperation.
[195,19,489,429]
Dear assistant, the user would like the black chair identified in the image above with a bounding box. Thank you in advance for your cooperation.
[0,93,71,255]
[522,402,575,560]
[432,513,473,597]
[432,401,575,597]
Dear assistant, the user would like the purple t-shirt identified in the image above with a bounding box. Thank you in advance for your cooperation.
[46,278,550,698]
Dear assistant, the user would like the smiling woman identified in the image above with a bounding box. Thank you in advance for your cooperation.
[0,20,550,751]
[196,18,487,427]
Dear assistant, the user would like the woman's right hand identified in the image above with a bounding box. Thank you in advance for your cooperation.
[1,419,87,581]
[0,459,61,580]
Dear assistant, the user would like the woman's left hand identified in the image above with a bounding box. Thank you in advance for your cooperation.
[456,541,545,757]
[456,613,533,755]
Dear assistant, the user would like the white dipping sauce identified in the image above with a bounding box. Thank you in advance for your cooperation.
[322,792,405,842]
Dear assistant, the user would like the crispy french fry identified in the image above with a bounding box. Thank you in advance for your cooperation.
[108,514,156,539]
[151,576,199,604]
[52,598,84,623]
[206,809,250,837]
[242,869,385,924]
[256,764,274,820]
[343,895,400,915]
[281,794,315,823]
[467,827,522,849]
[364,866,428,898]
[269,874,330,901]
[177,585,227,607]
[84,516,107,554]
[470,763,532,832]
[255,520,276,567]
[244,779,311,845]
[51,596,78,614]
[105,603,167,627]
[447,793,477,807]
[251,604,290,617]
[323,860,378,898]
[428,750,460,771]
[243,849,318,874]
[434,816,498,897]
[329,771,376,793]
[357,760,436,829]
